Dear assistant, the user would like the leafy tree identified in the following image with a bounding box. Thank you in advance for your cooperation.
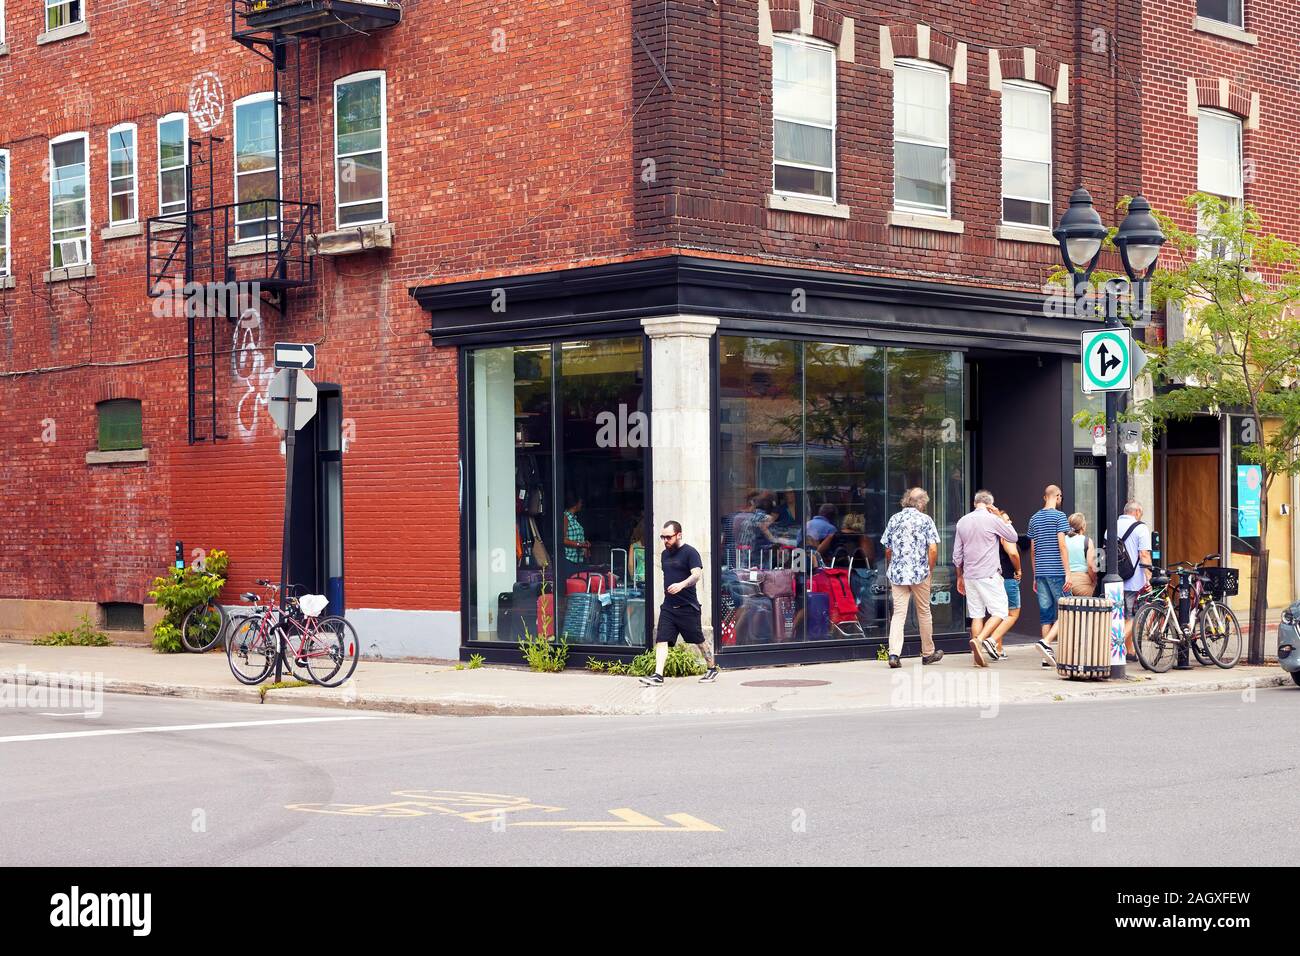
[1115,195,1300,663]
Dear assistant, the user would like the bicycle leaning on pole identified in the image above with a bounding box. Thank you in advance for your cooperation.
[1131,553,1241,672]
[226,581,360,687]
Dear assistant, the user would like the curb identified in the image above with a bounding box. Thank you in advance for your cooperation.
[1,667,1292,717]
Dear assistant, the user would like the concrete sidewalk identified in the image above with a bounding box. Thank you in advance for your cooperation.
[0,640,1292,717]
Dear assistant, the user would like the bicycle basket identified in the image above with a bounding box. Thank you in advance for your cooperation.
[1202,567,1239,598]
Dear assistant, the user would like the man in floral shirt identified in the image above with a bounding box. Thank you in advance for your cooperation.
[880,487,944,668]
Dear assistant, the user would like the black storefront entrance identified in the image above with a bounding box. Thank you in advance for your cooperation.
[412,255,1080,666]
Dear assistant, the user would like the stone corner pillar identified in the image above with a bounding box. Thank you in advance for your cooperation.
[641,314,720,639]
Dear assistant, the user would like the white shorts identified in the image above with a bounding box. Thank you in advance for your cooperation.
[965,575,1009,620]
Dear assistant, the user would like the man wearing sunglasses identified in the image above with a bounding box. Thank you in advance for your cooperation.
[641,521,718,685]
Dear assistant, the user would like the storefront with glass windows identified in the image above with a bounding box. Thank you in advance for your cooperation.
[414,255,1083,665]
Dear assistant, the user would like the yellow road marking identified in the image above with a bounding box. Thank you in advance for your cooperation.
[509,807,722,832]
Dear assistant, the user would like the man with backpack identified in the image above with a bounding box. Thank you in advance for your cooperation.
[1110,500,1152,658]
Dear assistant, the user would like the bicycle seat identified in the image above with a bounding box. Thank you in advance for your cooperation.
[240,592,260,603]
[299,594,329,618]
[1151,574,1169,588]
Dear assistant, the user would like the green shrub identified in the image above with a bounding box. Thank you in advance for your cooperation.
[147,550,229,653]
[519,629,568,672]
[629,643,704,678]
[34,616,112,647]
[586,657,606,672]
[876,644,889,661]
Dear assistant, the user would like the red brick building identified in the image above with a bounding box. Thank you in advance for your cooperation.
[2,0,1212,665]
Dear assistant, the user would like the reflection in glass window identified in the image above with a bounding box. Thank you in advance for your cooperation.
[1001,82,1052,228]
[335,72,387,227]
[894,61,950,215]
[234,94,278,241]
[50,134,89,268]
[158,114,188,218]
[467,339,648,648]
[717,337,964,646]
[0,150,10,277]
[107,123,137,226]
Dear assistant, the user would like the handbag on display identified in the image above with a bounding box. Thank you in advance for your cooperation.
[529,517,551,568]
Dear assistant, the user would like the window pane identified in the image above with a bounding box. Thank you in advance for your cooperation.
[159,120,186,169]
[894,65,947,144]
[773,41,833,126]
[236,100,276,171]
[111,192,135,224]
[160,168,186,209]
[885,349,966,630]
[1197,0,1242,26]
[555,338,647,646]
[97,400,143,452]
[109,129,134,179]
[774,164,833,198]
[1198,112,1242,198]
[718,337,803,646]
[337,78,383,143]
[1002,196,1050,227]
[52,200,87,231]
[1002,86,1051,162]
[1002,157,1050,202]
[337,151,383,205]
[339,201,384,226]
[895,140,947,211]
[774,120,833,169]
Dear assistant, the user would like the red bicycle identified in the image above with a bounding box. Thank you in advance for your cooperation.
[226,581,359,687]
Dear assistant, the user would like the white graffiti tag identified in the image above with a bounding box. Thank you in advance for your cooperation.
[232,308,273,441]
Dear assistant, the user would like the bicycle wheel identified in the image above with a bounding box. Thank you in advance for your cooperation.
[181,601,227,653]
[311,616,360,688]
[1189,622,1214,666]
[1200,602,1242,669]
[283,624,342,686]
[227,616,274,685]
[1135,607,1176,673]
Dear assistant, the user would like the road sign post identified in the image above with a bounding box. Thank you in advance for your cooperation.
[268,359,319,683]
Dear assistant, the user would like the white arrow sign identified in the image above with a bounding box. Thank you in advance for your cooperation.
[274,342,316,370]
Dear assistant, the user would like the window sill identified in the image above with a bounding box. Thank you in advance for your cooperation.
[37,20,90,45]
[996,224,1057,246]
[1192,16,1258,45]
[150,219,187,234]
[765,194,850,220]
[101,222,143,241]
[228,239,279,259]
[87,448,148,466]
[313,221,396,256]
[888,211,965,234]
[0,42,9,56]
[0,275,14,290]
[44,264,96,283]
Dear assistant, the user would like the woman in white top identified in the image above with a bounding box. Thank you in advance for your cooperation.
[1064,512,1097,597]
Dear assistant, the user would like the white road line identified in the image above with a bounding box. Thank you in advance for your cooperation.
[0,715,384,744]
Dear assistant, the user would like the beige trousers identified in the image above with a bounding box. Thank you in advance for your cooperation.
[889,578,935,657]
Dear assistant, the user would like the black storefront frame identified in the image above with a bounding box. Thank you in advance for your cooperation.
[458,334,655,664]
[710,328,972,667]
[415,254,1082,668]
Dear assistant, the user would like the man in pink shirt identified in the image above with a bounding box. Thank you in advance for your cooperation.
[953,490,1019,666]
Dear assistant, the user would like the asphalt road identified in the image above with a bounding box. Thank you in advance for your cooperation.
[2,687,1297,866]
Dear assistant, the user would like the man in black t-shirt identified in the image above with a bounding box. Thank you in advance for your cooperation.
[640,520,718,685]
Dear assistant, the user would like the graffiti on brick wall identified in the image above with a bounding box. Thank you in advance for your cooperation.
[232,308,273,441]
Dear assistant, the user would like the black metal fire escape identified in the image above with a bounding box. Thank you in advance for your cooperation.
[145,0,402,443]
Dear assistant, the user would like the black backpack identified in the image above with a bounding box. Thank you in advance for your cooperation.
[1116,521,1144,580]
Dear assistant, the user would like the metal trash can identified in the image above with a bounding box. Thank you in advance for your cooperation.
[1055,596,1113,680]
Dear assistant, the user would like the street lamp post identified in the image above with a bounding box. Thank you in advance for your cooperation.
[1054,189,1164,680]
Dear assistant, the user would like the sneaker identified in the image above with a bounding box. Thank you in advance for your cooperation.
[888,654,901,669]
[639,673,664,686]
[699,667,719,683]
[1035,639,1056,666]
[921,650,944,665]
[969,638,987,667]
[980,638,998,662]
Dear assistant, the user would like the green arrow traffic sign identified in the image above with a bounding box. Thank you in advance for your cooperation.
[1081,328,1132,393]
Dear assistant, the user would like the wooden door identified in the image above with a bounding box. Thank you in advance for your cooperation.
[1166,454,1220,567]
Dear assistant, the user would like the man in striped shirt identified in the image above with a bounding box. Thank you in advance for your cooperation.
[1027,484,1071,665]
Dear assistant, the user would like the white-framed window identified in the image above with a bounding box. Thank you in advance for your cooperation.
[771,36,836,201]
[1,1,7,46]
[157,113,188,218]
[1001,81,1052,228]
[1197,108,1243,259]
[50,132,90,269]
[45,0,83,31]
[107,122,137,226]
[334,70,388,227]
[0,149,10,277]
[893,59,950,216]
[1197,0,1243,28]
[234,91,278,242]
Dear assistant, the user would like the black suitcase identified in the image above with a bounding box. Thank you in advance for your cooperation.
[497,591,528,641]
[735,594,775,645]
